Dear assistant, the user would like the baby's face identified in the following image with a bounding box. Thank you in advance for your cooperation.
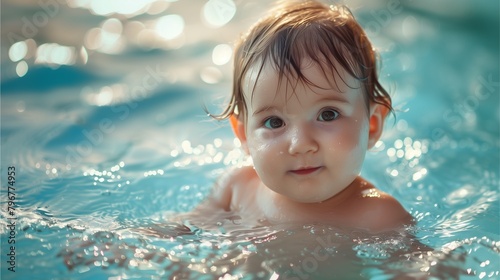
[242,61,372,203]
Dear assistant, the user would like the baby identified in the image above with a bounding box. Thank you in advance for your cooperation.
[196,0,413,233]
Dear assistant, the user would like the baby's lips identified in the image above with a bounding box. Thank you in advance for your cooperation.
[290,166,322,175]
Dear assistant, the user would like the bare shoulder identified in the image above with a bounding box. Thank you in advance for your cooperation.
[205,165,256,210]
[348,178,414,232]
[218,165,256,190]
[173,166,256,228]
[229,165,258,181]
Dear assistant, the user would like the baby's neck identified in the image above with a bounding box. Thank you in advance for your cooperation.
[256,177,365,223]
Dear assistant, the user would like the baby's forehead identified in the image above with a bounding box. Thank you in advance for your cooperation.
[243,58,361,99]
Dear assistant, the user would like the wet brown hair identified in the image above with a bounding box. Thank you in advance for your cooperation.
[210,0,392,121]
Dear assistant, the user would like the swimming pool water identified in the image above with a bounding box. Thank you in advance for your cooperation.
[1,0,499,279]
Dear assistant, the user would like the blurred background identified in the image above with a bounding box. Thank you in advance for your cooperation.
[2,0,498,166]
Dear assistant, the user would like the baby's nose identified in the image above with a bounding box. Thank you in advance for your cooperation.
[287,126,318,155]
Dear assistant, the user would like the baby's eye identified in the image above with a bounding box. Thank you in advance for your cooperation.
[264,117,284,129]
[317,109,339,122]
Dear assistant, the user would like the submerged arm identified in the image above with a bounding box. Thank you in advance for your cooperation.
[170,167,239,229]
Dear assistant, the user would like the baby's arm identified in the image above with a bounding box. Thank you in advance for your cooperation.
[194,165,257,212]
[195,167,235,211]
[171,167,242,229]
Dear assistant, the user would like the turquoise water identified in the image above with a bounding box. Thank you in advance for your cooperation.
[1,0,499,279]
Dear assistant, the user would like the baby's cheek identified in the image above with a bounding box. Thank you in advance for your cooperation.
[249,139,271,155]
[249,132,279,153]
[249,139,283,175]
[325,131,361,151]
[329,130,367,170]
[339,122,369,150]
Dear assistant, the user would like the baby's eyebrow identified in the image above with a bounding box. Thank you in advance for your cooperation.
[251,94,351,116]
[252,106,277,116]
[316,94,350,104]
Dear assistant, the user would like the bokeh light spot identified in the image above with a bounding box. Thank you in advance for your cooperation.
[203,0,236,27]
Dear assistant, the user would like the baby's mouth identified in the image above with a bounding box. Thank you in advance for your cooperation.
[290,166,322,175]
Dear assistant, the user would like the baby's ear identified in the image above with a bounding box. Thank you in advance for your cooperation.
[229,114,249,154]
[367,104,389,149]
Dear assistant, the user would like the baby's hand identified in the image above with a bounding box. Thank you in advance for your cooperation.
[132,221,194,238]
